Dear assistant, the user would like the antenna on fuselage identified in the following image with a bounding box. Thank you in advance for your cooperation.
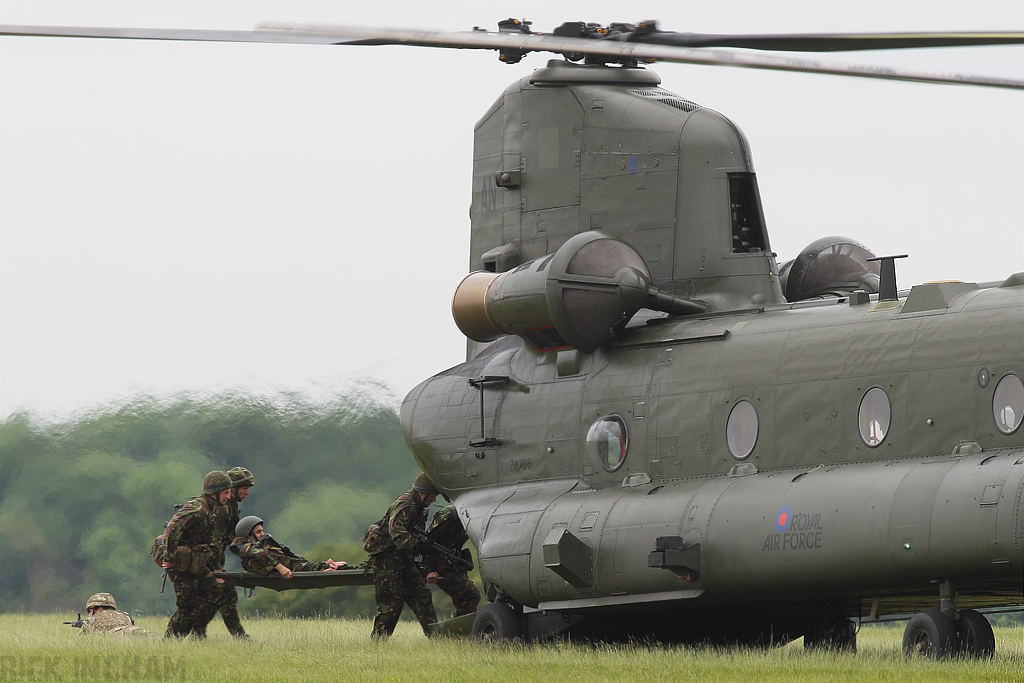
[867,254,909,301]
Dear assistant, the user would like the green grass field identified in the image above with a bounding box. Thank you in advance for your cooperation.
[1,614,1021,683]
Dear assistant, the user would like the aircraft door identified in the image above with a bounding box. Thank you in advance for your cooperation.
[497,347,589,485]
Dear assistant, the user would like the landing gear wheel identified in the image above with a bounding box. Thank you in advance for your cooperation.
[903,608,958,660]
[804,617,856,652]
[955,609,995,659]
[471,602,523,641]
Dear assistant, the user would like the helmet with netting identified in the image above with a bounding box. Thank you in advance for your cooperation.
[227,466,255,488]
[86,592,117,610]
[203,470,232,495]
[412,473,439,495]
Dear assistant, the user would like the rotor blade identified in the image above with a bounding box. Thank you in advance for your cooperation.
[7,24,1024,52]
[0,24,352,45]
[3,23,1024,91]
[642,31,1024,52]
[260,23,1024,91]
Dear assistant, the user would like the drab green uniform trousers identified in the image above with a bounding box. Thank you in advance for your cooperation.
[166,571,226,638]
[370,552,437,638]
[217,583,246,637]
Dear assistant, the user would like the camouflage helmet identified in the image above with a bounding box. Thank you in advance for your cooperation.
[86,592,116,610]
[235,515,264,539]
[227,466,255,489]
[411,473,439,495]
[202,470,233,495]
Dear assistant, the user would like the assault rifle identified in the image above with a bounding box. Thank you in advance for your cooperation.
[63,613,85,628]
[262,534,301,560]
[412,530,474,573]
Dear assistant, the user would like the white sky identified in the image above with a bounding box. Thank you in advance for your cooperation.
[2,1,1023,420]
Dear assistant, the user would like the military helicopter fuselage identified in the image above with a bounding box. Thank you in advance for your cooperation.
[400,60,1024,646]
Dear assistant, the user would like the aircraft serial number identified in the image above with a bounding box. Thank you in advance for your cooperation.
[509,458,533,472]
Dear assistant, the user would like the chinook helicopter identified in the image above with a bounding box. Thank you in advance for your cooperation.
[3,18,1024,659]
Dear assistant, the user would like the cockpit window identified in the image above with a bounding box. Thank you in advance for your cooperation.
[586,415,628,472]
[779,237,881,302]
[801,243,879,296]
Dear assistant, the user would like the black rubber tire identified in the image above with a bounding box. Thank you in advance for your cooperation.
[470,602,523,641]
[955,609,995,659]
[804,618,857,653]
[903,608,958,660]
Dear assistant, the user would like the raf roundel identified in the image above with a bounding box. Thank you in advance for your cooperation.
[774,506,792,533]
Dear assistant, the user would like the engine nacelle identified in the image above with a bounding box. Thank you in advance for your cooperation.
[452,232,703,353]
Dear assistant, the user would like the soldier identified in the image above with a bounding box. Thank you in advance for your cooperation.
[364,473,439,639]
[78,593,150,636]
[160,470,232,638]
[423,505,481,617]
[231,516,347,577]
[212,466,254,638]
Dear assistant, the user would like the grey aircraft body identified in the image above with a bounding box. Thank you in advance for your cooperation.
[401,55,1024,654]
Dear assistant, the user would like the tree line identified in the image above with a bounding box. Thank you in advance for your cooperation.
[0,382,428,619]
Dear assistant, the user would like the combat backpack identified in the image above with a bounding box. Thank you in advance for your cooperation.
[362,512,390,554]
[151,503,185,568]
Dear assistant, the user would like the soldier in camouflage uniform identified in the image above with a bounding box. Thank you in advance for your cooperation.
[423,505,481,617]
[160,471,232,638]
[79,593,151,636]
[212,466,254,638]
[231,516,347,577]
[365,473,439,639]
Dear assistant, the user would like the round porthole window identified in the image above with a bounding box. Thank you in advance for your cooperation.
[586,415,628,472]
[726,399,758,460]
[858,386,891,447]
[992,373,1024,435]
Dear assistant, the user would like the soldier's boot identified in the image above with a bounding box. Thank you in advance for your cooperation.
[371,614,395,640]
[221,607,247,638]
[227,623,249,639]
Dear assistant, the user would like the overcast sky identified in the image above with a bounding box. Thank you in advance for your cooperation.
[2,1,1023,420]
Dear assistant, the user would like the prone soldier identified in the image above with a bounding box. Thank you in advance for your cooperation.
[363,473,439,639]
[212,466,254,638]
[160,470,232,638]
[69,593,150,636]
[231,515,347,577]
[422,505,481,617]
